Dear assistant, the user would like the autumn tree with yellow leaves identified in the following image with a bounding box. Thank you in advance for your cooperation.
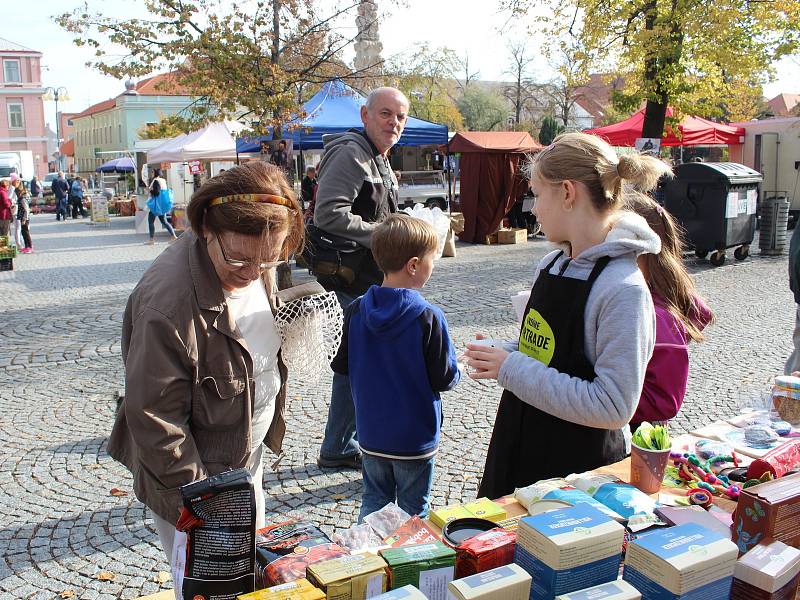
[503,0,800,136]
[57,0,383,136]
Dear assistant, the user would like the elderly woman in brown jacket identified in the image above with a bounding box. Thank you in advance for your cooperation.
[108,161,305,562]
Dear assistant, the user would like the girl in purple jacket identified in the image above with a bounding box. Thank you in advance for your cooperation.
[627,193,714,431]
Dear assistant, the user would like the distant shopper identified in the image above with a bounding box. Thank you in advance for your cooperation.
[146,170,178,245]
[301,166,317,209]
[10,177,22,247]
[70,177,88,218]
[270,140,289,169]
[51,171,69,221]
[332,214,460,519]
[30,176,42,200]
[0,179,11,236]
[16,182,32,253]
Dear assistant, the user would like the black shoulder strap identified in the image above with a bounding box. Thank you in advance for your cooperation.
[544,251,564,274]
[586,256,612,287]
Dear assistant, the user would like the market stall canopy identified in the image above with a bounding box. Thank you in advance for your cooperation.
[235,80,448,152]
[447,131,542,153]
[449,131,541,244]
[147,121,244,164]
[585,108,745,147]
[96,156,135,173]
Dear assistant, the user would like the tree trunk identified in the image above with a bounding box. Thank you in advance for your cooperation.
[640,0,683,141]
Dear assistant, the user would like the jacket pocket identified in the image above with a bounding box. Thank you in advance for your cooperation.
[194,375,246,431]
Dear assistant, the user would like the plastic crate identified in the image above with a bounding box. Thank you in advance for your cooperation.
[0,258,12,271]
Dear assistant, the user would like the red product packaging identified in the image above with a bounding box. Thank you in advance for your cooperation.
[747,439,800,480]
[255,519,349,587]
[454,527,517,579]
[384,516,440,547]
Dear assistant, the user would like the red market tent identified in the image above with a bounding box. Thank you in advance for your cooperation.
[448,132,542,243]
[585,107,745,147]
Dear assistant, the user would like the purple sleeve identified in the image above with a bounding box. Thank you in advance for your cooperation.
[632,304,690,424]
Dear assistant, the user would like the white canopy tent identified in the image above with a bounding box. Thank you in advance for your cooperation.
[146,120,244,164]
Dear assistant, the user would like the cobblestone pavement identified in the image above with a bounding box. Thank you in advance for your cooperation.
[0,214,794,598]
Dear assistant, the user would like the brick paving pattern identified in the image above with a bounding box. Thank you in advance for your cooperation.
[0,214,794,598]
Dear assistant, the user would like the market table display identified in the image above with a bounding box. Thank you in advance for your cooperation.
[132,379,800,600]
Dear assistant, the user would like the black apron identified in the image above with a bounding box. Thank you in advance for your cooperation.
[478,252,626,499]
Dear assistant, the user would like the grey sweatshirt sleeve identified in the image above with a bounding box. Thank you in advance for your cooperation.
[313,144,377,248]
[497,283,655,429]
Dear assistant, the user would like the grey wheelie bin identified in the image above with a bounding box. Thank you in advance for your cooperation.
[662,162,762,267]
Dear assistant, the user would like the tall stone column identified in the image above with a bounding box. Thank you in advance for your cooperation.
[354,0,384,90]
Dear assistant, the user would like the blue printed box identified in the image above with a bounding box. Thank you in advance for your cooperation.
[448,564,532,600]
[555,580,641,599]
[622,523,738,599]
[514,503,626,599]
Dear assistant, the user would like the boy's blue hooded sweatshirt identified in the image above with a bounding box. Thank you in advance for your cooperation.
[331,285,460,459]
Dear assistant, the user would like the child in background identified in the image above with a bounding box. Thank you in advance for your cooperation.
[464,132,670,499]
[625,192,713,431]
[331,214,460,520]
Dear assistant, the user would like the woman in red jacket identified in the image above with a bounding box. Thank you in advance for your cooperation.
[0,179,12,236]
[627,192,714,432]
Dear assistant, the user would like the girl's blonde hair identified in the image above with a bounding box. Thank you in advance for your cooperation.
[526,132,673,211]
[625,192,712,342]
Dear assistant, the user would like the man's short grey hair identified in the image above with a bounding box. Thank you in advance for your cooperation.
[365,87,410,111]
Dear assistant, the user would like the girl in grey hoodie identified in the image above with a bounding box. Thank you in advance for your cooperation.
[464,132,671,498]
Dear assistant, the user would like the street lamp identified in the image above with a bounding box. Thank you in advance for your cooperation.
[43,86,69,171]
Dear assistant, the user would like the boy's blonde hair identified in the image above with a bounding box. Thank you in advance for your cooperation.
[525,132,673,211]
[372,214,438,273]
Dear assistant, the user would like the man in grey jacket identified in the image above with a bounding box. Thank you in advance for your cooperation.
[314,87,409,469]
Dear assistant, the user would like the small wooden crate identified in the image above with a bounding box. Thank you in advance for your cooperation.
[497,228,527,244]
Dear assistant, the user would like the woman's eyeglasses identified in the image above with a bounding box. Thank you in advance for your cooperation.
[215,233,283,270]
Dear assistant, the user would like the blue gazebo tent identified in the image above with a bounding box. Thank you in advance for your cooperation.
[236,80,448,152]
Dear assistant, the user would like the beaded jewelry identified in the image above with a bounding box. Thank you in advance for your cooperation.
[670,452,742,500]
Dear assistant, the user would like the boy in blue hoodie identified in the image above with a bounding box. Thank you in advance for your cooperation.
[331,214,460,520]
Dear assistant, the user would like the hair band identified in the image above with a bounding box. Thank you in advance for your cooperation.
[208,193,293,208]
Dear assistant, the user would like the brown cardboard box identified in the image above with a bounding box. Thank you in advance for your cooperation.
[732,472,800,555]
[497,228,527,244]
[306,554,387,600]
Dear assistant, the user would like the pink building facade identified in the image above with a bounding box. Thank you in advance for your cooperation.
[0,38,47,178]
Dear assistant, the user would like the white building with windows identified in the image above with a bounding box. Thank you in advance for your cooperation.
[0,37,47,177]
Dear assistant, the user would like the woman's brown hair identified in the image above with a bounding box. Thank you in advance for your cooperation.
[625,192,712,342]
[187,161,304,259]
[526,132,673,212]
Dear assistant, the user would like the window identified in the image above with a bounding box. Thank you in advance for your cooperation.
[118,124,123,143]
[7,102,24,128]
[3,59,21,83]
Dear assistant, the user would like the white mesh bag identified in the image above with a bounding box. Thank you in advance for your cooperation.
[273,286,343,382]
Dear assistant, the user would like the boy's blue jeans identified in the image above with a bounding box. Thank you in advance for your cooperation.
[359,454,435,522]
[319,290,360,460]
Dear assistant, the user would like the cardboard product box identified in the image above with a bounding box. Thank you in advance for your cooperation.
[732,472,800,555]
[455,528,517,579]
[380,542,455,600]
[447,563,532,600]
[497,228,528,245]
[622,523,739,599]
[430,505,474,529]
[514,503,625,600]
[554,580,641,600]
[238,578,325,599]
[306,554,388,600]
[463,498,507,523]
[731,540,800,600]
[371,585,427,599]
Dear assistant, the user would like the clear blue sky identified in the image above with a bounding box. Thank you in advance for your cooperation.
[12,0,800,130]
